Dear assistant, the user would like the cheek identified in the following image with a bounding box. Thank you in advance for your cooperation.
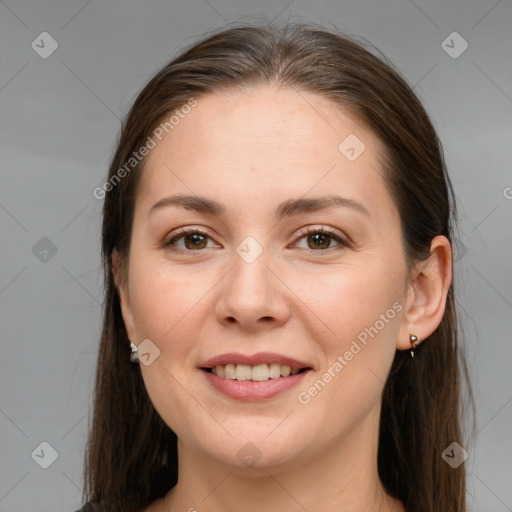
[292,270,402,435]
[127,262,216,432]
[127,260,212,344]
[293,262,403,350]
[293,262,403,408]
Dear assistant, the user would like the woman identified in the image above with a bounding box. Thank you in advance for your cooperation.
[79,22,471,512]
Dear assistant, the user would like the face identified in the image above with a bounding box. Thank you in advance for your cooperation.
[118,86,411,470]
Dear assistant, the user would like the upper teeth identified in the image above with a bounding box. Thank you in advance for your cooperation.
[211,363,300,381]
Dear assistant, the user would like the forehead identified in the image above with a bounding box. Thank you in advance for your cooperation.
[136,86,392,214]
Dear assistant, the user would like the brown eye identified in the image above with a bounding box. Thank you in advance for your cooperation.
[182,233,208,250]
[294,227,349,253]
[306,232,333,250]
[165,228,218,252]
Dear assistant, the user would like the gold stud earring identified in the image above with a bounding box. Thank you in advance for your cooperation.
[409,333,419,358]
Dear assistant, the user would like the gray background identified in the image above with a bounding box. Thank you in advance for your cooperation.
[0,1,511,511]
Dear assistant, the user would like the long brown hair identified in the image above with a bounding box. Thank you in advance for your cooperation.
[84,22,473,512]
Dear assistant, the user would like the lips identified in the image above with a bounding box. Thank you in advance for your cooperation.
[199,352,313,401]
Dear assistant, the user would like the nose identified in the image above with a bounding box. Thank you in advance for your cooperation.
[215,247,290,332]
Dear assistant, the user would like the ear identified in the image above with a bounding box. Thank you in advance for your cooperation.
[397,235,453,351]
[112,250,137,342]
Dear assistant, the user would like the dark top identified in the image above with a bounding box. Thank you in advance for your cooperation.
[74,504,96,512]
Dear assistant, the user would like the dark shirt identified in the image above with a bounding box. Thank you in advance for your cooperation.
[74,504,96,512]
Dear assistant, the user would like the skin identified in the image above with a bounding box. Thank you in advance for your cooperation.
[114,86,452,512]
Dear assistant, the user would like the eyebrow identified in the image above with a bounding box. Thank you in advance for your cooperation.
[148,194,370,219]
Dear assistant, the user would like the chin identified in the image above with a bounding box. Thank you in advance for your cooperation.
[195,420,311,470]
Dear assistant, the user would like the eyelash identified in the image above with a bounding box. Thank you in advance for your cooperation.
[163,226,349,255]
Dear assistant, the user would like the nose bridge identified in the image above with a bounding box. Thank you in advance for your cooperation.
[217,240,288,328]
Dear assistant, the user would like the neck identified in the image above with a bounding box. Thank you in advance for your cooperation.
[162,407,404,512]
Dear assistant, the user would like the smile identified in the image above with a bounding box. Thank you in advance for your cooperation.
[200,352,313,401]
[206,363,304,381]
